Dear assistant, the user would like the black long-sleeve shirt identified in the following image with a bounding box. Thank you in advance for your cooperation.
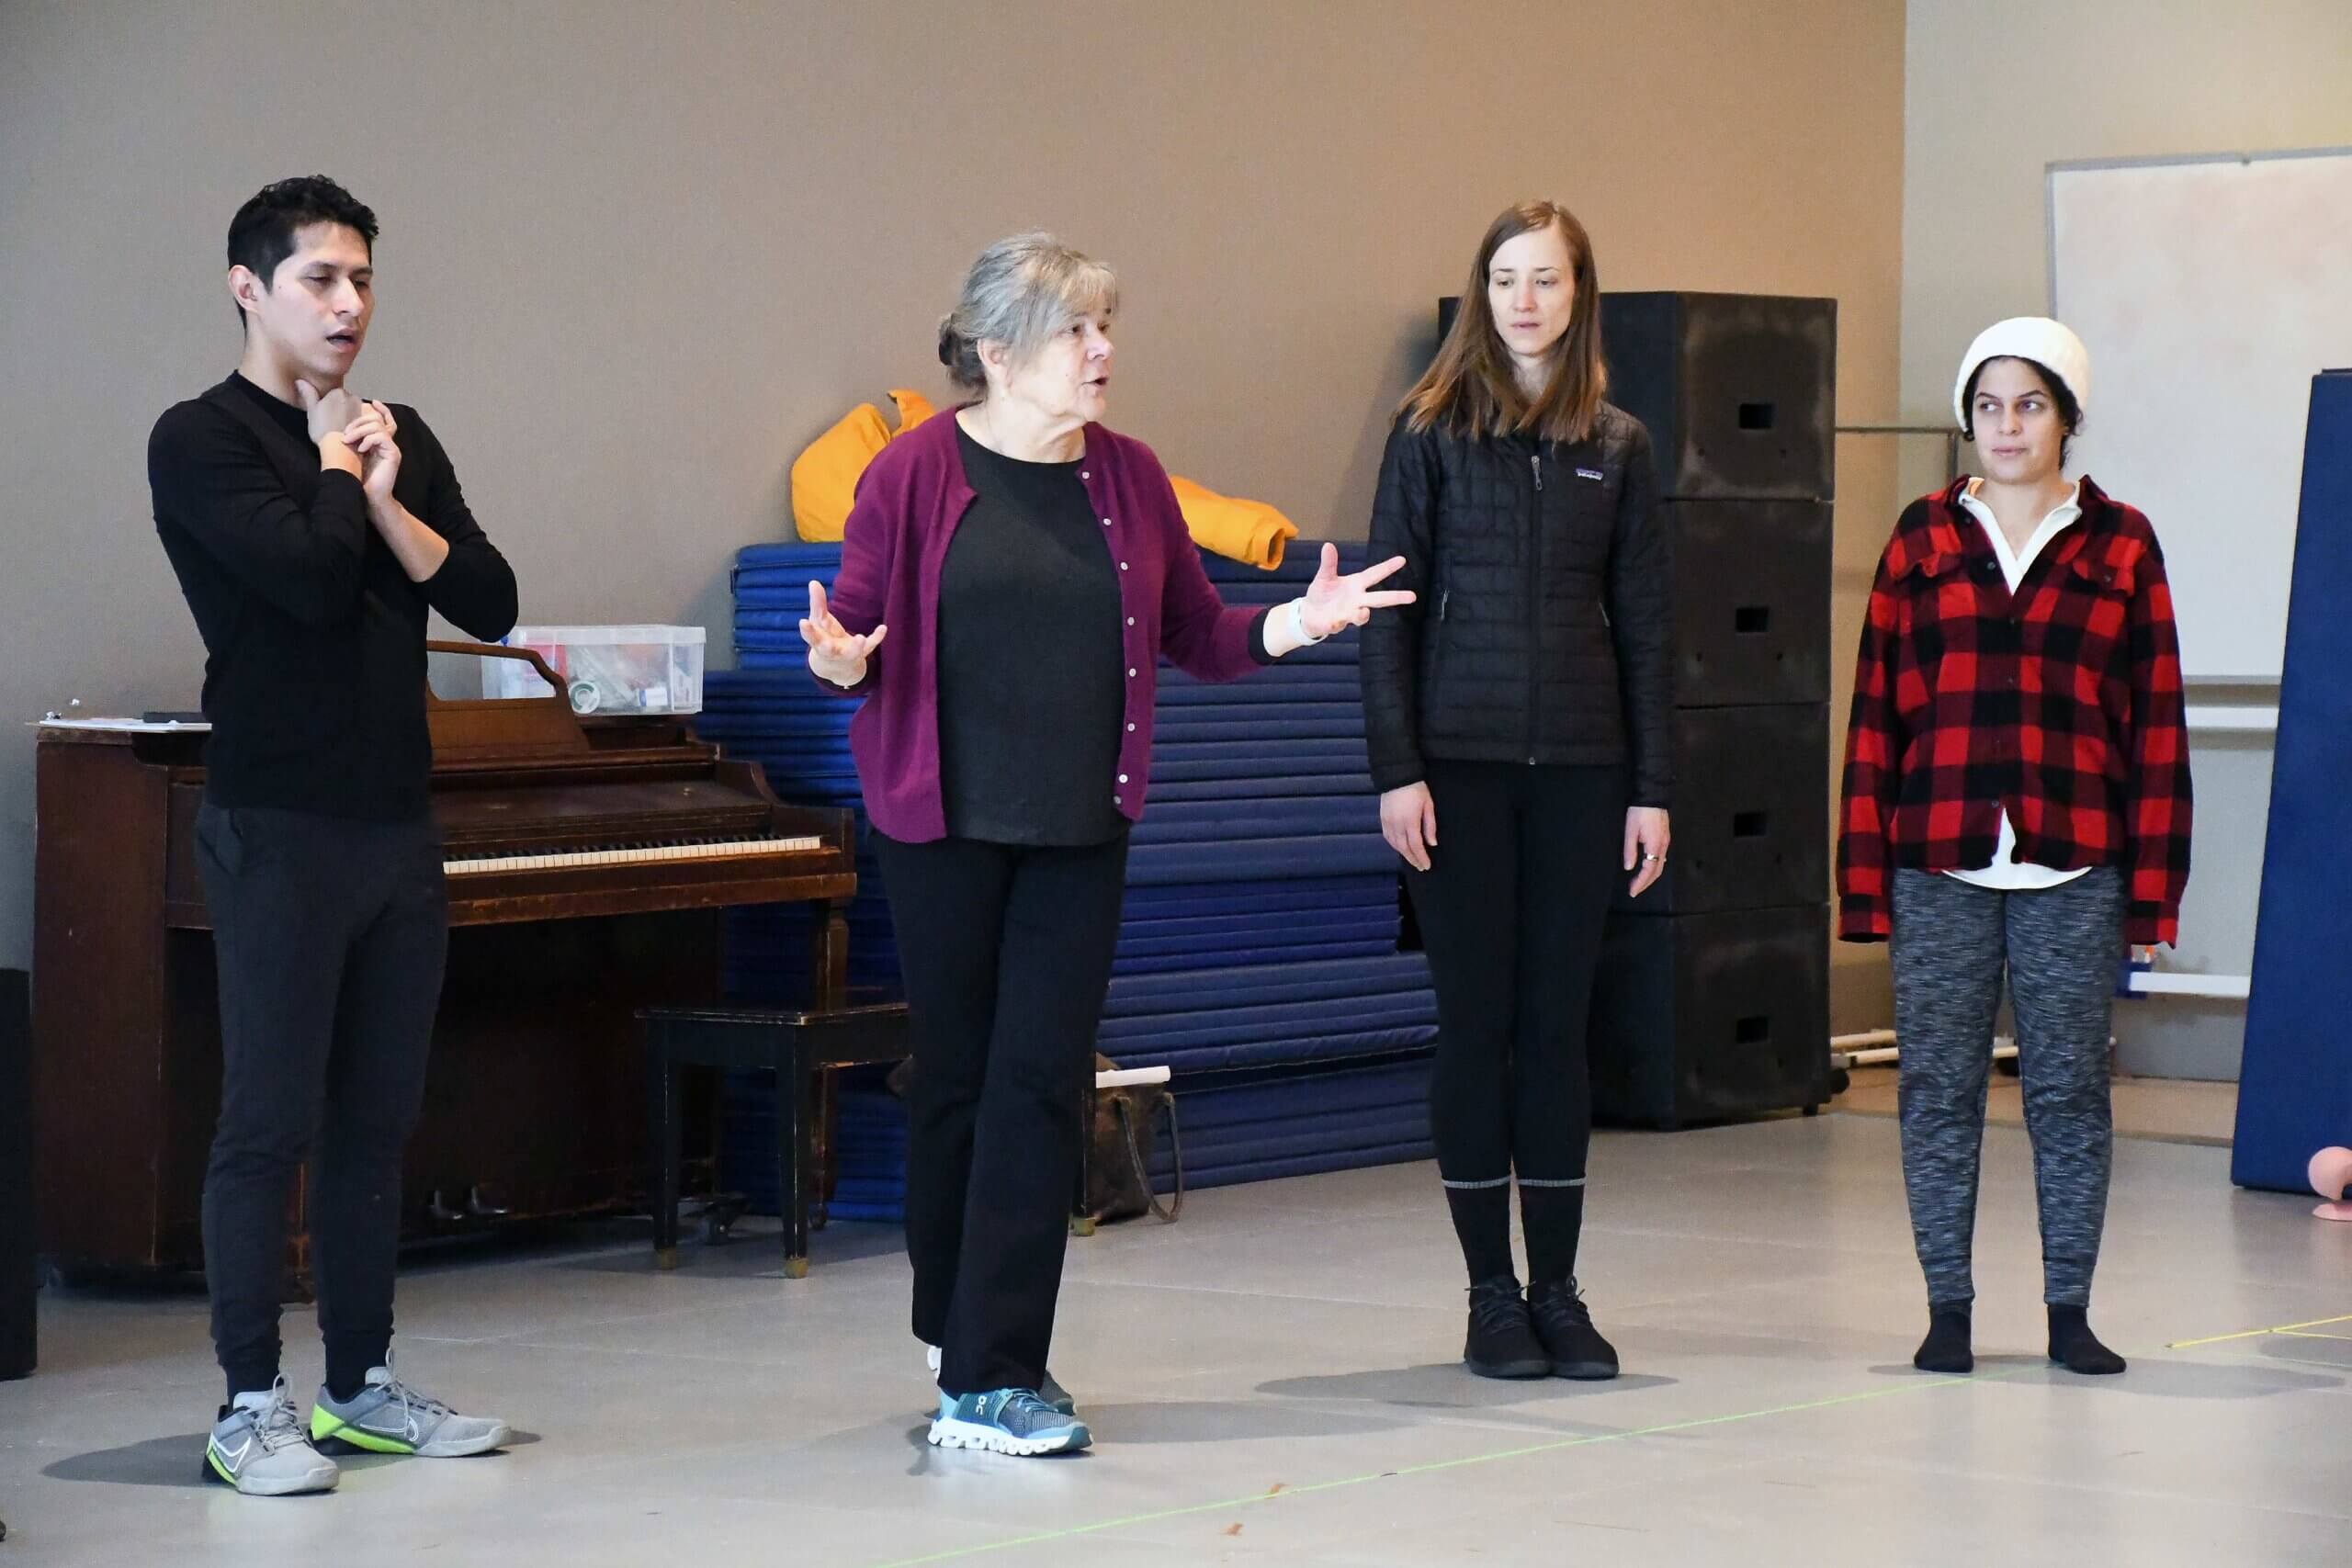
[935,423,1130,845]
[150,373,519,820]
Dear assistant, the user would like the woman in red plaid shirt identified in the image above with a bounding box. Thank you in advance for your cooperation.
[1838,317,2191,1379]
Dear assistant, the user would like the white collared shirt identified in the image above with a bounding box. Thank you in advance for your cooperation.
[1945,478,2092,893]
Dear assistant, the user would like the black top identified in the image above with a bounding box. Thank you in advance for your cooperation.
[1358,403,1673,805]
[935,423,1130,845]
[149,373,519,821]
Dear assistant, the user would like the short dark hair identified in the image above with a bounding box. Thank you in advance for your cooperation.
[226,175,379,325]
[1962,355,2082,460]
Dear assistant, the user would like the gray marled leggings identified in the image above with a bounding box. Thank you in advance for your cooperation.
[1890,867,2124,1309]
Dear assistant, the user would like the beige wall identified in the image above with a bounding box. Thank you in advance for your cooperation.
[1900,0,2352,1077]
[0,0,1907,987]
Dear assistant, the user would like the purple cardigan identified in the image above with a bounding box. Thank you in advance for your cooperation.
[821,407,1269,842]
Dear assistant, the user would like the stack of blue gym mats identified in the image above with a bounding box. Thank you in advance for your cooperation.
[707,541,1436,1220]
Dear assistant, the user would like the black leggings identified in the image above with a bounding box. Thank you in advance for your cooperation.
[872,829,1130,1397]
[1407,762,1623,1280]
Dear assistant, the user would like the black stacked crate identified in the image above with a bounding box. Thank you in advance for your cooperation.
[1589,291,1837,1127]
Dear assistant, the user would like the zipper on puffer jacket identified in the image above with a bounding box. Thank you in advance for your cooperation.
[1526,450,1543,764]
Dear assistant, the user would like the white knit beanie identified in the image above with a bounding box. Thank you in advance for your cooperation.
[1952,317,2091,432]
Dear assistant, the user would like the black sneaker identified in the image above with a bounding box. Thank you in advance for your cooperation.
[1528,1279,1619,1380]
[1464,1275,1551,1379]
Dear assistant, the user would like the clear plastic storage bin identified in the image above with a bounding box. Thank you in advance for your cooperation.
[489,625,707,716]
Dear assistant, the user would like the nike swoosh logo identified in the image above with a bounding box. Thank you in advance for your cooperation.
[217,1435,253,1469]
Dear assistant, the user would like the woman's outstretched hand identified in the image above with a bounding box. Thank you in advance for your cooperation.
[801,581,886,688]
[1301,543,1414,637]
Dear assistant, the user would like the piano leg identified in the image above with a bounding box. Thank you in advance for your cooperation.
[812,899,849,1011]
[815,1069,838,1231]
[781,1046,810,1280]
[650,1032,683,1269]
[808,901,851,1239]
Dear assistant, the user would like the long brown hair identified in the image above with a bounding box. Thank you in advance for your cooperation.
[1403,201,1607,444]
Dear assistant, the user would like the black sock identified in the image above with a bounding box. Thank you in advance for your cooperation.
[1518,1182,1586,1283]
[2048,1305,2126,1374]
[324,1337,386,1404]
[1914,1301,1973,1373]
[224,1365,278,1405]
[1444,1184,1514,1285]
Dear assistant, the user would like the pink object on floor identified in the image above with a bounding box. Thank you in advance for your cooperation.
[2309,1146,2352,1201]
[2313,1201,2352,1223]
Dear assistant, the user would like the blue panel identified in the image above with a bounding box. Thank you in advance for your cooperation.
[2235,371,2352,1190]
[1104,954,1434,1014]
[1110,942,1401,976]
[1126,835,1400,884]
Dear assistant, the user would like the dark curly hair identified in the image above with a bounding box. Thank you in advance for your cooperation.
[1961,355,2082,463]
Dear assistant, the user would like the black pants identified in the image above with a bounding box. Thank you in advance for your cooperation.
[195,803,447,1401]
[874,829,1129,1398]
[1407,763,1623,1276]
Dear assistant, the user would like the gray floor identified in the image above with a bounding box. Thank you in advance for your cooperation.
[5,1113,2349,1567]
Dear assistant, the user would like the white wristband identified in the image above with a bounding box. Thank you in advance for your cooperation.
[1288,597,1329,647]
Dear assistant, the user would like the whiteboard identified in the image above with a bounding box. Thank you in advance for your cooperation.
[2048,148,2352,680]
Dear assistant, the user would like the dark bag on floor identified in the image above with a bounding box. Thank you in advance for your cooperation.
[1087,1054,1182,1225]
[885,1052,1183,1225]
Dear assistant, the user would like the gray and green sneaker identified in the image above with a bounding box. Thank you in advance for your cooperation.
[927,1388,1091,1456]
[924,1343,1075,1416]
[310,1357,510,1458]
[206,1378,339,1496]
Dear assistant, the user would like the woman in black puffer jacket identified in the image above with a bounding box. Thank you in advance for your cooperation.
[1361,199,1672,1382]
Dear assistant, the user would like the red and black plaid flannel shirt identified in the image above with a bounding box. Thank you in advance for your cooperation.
[1837,477,2192,946]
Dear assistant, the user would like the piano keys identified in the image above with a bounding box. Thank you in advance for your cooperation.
[443,836,823,878]
[33,643,857,1280]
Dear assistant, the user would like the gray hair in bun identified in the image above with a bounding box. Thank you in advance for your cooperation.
[937,231,1117,398]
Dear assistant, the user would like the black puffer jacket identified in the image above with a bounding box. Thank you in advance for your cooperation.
[1360,403,1671,805]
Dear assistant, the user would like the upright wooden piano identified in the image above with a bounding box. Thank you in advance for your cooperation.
[33,645,856,1280]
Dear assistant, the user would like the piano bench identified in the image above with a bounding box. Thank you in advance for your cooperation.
[639,1002,910,1278]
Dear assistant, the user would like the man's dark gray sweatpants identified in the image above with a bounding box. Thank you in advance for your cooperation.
[196,802,447,1400]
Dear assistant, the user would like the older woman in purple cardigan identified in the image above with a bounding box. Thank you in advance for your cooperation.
[802,233,1408,1457]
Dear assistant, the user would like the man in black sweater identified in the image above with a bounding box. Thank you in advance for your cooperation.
[149,177,518,1496]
